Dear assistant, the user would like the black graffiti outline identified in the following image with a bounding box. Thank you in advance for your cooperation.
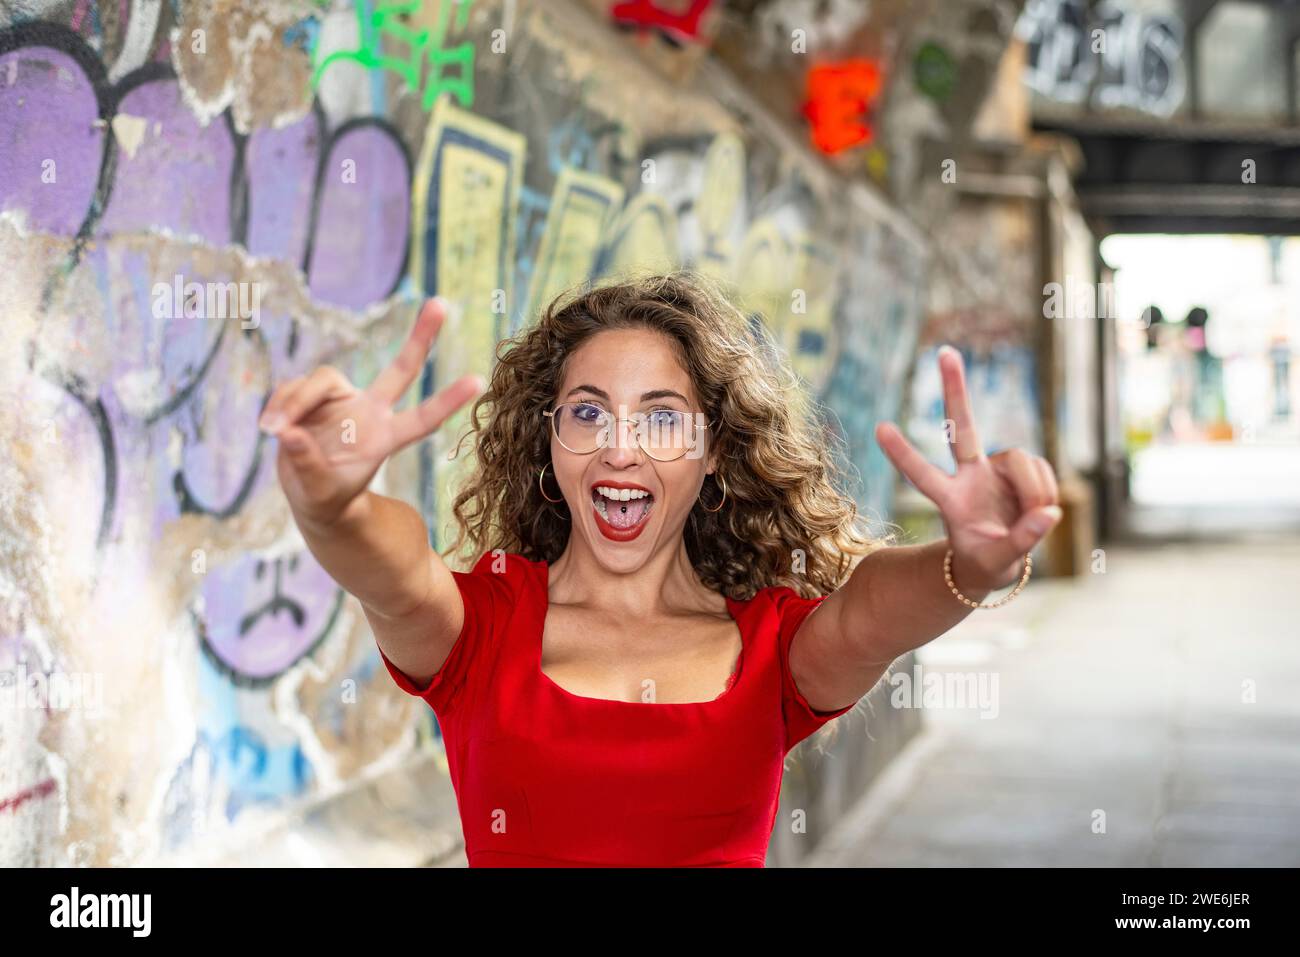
[2,19,400,685]
[1,21,414,538]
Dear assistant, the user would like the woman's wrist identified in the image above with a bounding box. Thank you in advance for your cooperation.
[294,489,374,540]
[946,545,997,602]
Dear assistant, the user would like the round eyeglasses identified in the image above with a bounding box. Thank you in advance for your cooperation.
[543,401,711,462]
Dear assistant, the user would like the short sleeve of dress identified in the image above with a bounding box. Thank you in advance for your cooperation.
[377,550,516,715]
[770,587,857,754]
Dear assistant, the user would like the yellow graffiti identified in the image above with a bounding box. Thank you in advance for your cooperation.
[733,217,837,398]
[694,131,746,278]
[603,192,679,280]
[786,239,839,394]
[410,97,525,547]
[525,167,625,323]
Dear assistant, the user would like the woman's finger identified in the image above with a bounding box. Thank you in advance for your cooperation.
[938,346,984,465]
[276,424,337,505]
[388,374,487,452]
[1033,455,1060,506]
[991,449,1054,513]
[259,377,304,434]
[875,421,950,504]
[369,298,447,406]
[261,367,351,434]
[1000,504,1063,563]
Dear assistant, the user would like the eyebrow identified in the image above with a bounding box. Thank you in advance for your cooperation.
[565,385,690,404]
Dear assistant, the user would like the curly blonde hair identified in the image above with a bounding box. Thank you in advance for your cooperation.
[442,272,881,600]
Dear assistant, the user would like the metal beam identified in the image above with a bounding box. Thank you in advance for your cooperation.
[1032,114,1300,234]
[1283,4,1300,123]
[1181,0,1221,120]
[1079,184,1300,216]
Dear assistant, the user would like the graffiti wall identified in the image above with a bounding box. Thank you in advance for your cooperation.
[905,191,1044,472]
[0,0,927,864]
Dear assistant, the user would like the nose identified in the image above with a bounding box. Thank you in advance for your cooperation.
[599,415,645,468]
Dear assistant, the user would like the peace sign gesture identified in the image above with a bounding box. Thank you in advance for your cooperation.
[260,298,485,528]
[875,346,1062,592]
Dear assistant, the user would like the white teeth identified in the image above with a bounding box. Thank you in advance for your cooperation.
[595,486,650,501]
[591,492,654,524]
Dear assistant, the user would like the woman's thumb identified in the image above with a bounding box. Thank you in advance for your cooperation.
[1005,505,1062,557]
[277,425,328,477]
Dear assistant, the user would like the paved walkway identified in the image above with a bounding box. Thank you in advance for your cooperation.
[810,535,1300,867]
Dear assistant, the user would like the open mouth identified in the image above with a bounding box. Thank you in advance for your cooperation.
[591,483,655,540]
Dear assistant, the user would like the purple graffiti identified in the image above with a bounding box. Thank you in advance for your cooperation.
[0,41,105,236]
[0,22,410,684]
[307,120,412,309]
[245,110,323,265]
[194,553,344,685]
[97,72,235,243]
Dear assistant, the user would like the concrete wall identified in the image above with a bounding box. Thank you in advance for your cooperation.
[0,0,930,865]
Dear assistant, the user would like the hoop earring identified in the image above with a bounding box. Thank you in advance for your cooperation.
[538,462,565,504]
[700,471,728,513]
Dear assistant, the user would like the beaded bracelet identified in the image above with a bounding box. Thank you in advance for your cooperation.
[943,547,1032,609]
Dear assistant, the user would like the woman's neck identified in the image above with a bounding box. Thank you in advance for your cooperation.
[546,537,724,619]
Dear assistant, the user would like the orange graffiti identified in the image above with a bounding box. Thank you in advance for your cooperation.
[802,59,884,155]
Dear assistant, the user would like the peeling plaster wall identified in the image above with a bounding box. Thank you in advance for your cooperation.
[1,0,928,865]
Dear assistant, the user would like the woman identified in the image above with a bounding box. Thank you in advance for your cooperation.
[260,273,1061,867]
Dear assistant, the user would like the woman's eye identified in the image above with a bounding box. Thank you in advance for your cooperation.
[650,409,683,427]
[573,403,604,422]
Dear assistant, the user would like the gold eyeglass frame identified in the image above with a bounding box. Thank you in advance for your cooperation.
[542,402,712,463]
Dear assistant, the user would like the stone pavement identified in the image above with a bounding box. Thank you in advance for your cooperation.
[808,535,1300,867]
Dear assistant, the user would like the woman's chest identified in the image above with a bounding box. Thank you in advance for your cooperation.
[538,604,745,705]
[449,683,786,864]
[445,602,784,780]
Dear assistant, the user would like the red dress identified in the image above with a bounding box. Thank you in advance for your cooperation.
[378,550,856,867]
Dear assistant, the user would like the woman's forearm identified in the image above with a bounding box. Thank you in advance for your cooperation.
[291,490,438,620]
[837,540,994,665]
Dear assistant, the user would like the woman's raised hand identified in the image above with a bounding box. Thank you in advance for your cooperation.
[260,298,485,527]
[875,346,1062,591]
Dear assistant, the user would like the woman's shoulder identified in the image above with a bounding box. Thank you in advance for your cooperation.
[734,581,829,614]
[439,551,545,644]
[728,581,831,646]
[462,548,540,574]
[457,549,546,599]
